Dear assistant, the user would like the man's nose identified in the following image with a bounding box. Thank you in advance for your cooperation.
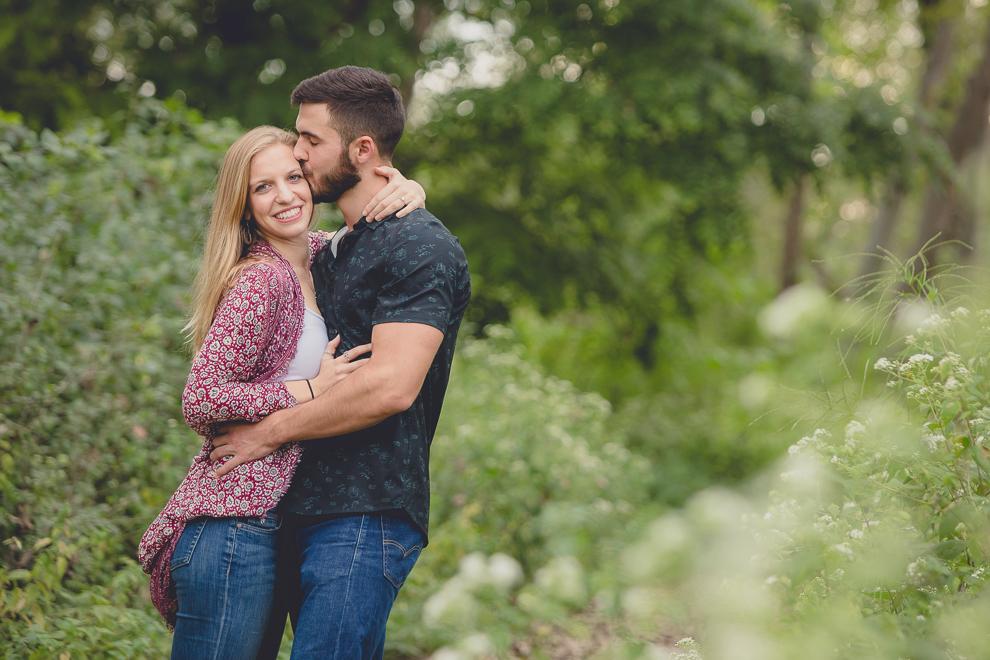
[293,141,307,162]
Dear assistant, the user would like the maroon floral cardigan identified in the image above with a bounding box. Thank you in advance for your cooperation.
[138,232,330,629]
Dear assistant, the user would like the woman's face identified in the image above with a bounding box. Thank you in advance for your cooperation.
[246,142,313,244]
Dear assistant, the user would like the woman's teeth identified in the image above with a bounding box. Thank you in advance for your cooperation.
[275,208,299,220]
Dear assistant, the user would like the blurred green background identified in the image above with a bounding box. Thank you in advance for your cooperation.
[6,0,990,658]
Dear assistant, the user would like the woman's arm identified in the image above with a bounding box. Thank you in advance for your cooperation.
[181,263,297,436]
[281,337,371,402]
[362,166,427,221]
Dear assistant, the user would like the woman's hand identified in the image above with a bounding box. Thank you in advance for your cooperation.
[362,166,426,221]
[310,336,372,397]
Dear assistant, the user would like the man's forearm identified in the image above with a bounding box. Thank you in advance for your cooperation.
[269,361,410,443]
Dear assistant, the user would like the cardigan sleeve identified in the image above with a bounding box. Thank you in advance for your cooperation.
[309,230,333,258]
[181,263,298,436]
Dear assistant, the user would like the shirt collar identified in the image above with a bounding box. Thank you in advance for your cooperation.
[330,213,398,257]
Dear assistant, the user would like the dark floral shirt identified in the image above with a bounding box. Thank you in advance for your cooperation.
[279,209,471,538]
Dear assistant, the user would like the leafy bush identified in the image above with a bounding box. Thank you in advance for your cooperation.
[0,105,237,658]
[0,110,661,658]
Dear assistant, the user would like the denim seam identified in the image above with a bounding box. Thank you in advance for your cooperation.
[211,521,238,660]
[330,514,365,659]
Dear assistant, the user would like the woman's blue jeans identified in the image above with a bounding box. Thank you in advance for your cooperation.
[169,513,281,660]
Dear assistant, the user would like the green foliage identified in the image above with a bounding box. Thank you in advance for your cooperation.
[387,329,655,655]
[0,107,236,658]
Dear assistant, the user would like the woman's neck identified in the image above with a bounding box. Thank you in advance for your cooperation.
[260,233,310,269]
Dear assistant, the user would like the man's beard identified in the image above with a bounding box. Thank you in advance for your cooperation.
[308,149,361,204]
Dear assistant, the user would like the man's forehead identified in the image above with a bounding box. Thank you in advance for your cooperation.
[296,103,332,134]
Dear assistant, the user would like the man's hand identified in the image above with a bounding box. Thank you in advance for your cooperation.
[210,413,285,478]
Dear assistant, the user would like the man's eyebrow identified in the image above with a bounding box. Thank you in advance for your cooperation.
[297,129,319,139]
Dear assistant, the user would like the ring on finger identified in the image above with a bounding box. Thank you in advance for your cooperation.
[342,350,350,359]
[400,196,406,203]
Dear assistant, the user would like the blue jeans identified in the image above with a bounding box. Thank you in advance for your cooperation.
[278,513,425,660]
[169,513,281,660]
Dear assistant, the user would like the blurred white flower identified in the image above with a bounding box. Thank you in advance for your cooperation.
[873,357,895,371]
[757,283,829,340]
[918,314,950,335]
[535,556,587,606]
[486,553,524,591]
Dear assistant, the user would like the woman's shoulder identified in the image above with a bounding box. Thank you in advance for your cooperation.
[227,257,292,300]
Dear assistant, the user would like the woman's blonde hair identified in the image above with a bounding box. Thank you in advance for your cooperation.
[184,125,312,353]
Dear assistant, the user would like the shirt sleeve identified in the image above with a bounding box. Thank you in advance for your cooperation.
[181,263,297,436]
[372,220,462,333]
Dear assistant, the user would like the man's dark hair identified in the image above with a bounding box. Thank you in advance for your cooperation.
[291,66,405,160]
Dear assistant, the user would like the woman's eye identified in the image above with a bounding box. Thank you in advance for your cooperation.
[289,174,303,182]
[255,183,270,192]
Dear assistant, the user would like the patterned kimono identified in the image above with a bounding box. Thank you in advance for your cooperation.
[138,232,330,628]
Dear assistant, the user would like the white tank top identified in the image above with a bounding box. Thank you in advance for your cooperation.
[283,308,329,381]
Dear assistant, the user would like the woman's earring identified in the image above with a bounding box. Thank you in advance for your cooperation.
[240,220,253,245]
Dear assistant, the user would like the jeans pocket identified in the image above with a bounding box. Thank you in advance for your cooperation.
[381,516,424,589]
[170,518,208,572]
[235,511,282,535]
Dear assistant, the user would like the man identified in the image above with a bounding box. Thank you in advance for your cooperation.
[210,66,471,659]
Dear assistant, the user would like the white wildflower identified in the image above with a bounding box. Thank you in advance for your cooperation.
[945,377,961,391]
[909,353,934,365]
[833,542,854,557]
[814,514,836,533]
[918,314,949,334]
[873,357,895,371]
[848,529,863,539]
[951,307,970,319]
[845,421,866,449]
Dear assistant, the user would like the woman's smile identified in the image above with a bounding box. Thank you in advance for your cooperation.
[274,205,303,222]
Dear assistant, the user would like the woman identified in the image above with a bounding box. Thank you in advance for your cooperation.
[137,126,426,658]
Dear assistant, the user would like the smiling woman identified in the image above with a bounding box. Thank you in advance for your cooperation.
[135,125,426,659]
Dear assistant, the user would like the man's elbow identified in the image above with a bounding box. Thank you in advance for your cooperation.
[379,387,419,416]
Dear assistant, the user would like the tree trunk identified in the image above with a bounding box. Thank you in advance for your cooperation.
[915,20,990,259]
[859,175,905,280]
[859,17,953,277]
[781,176,805,291]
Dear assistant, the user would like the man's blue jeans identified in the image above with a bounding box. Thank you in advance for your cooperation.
[169,513,281,660]
[278,513,425,660]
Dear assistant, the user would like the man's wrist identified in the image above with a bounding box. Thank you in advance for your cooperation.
[266,408,293,446]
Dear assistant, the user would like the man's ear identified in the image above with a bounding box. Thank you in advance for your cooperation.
[351,136,377,164]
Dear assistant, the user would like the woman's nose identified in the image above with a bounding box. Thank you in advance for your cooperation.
[274,181,293,202]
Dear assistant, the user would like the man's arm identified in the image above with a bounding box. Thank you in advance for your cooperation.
[210,321,443,477]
